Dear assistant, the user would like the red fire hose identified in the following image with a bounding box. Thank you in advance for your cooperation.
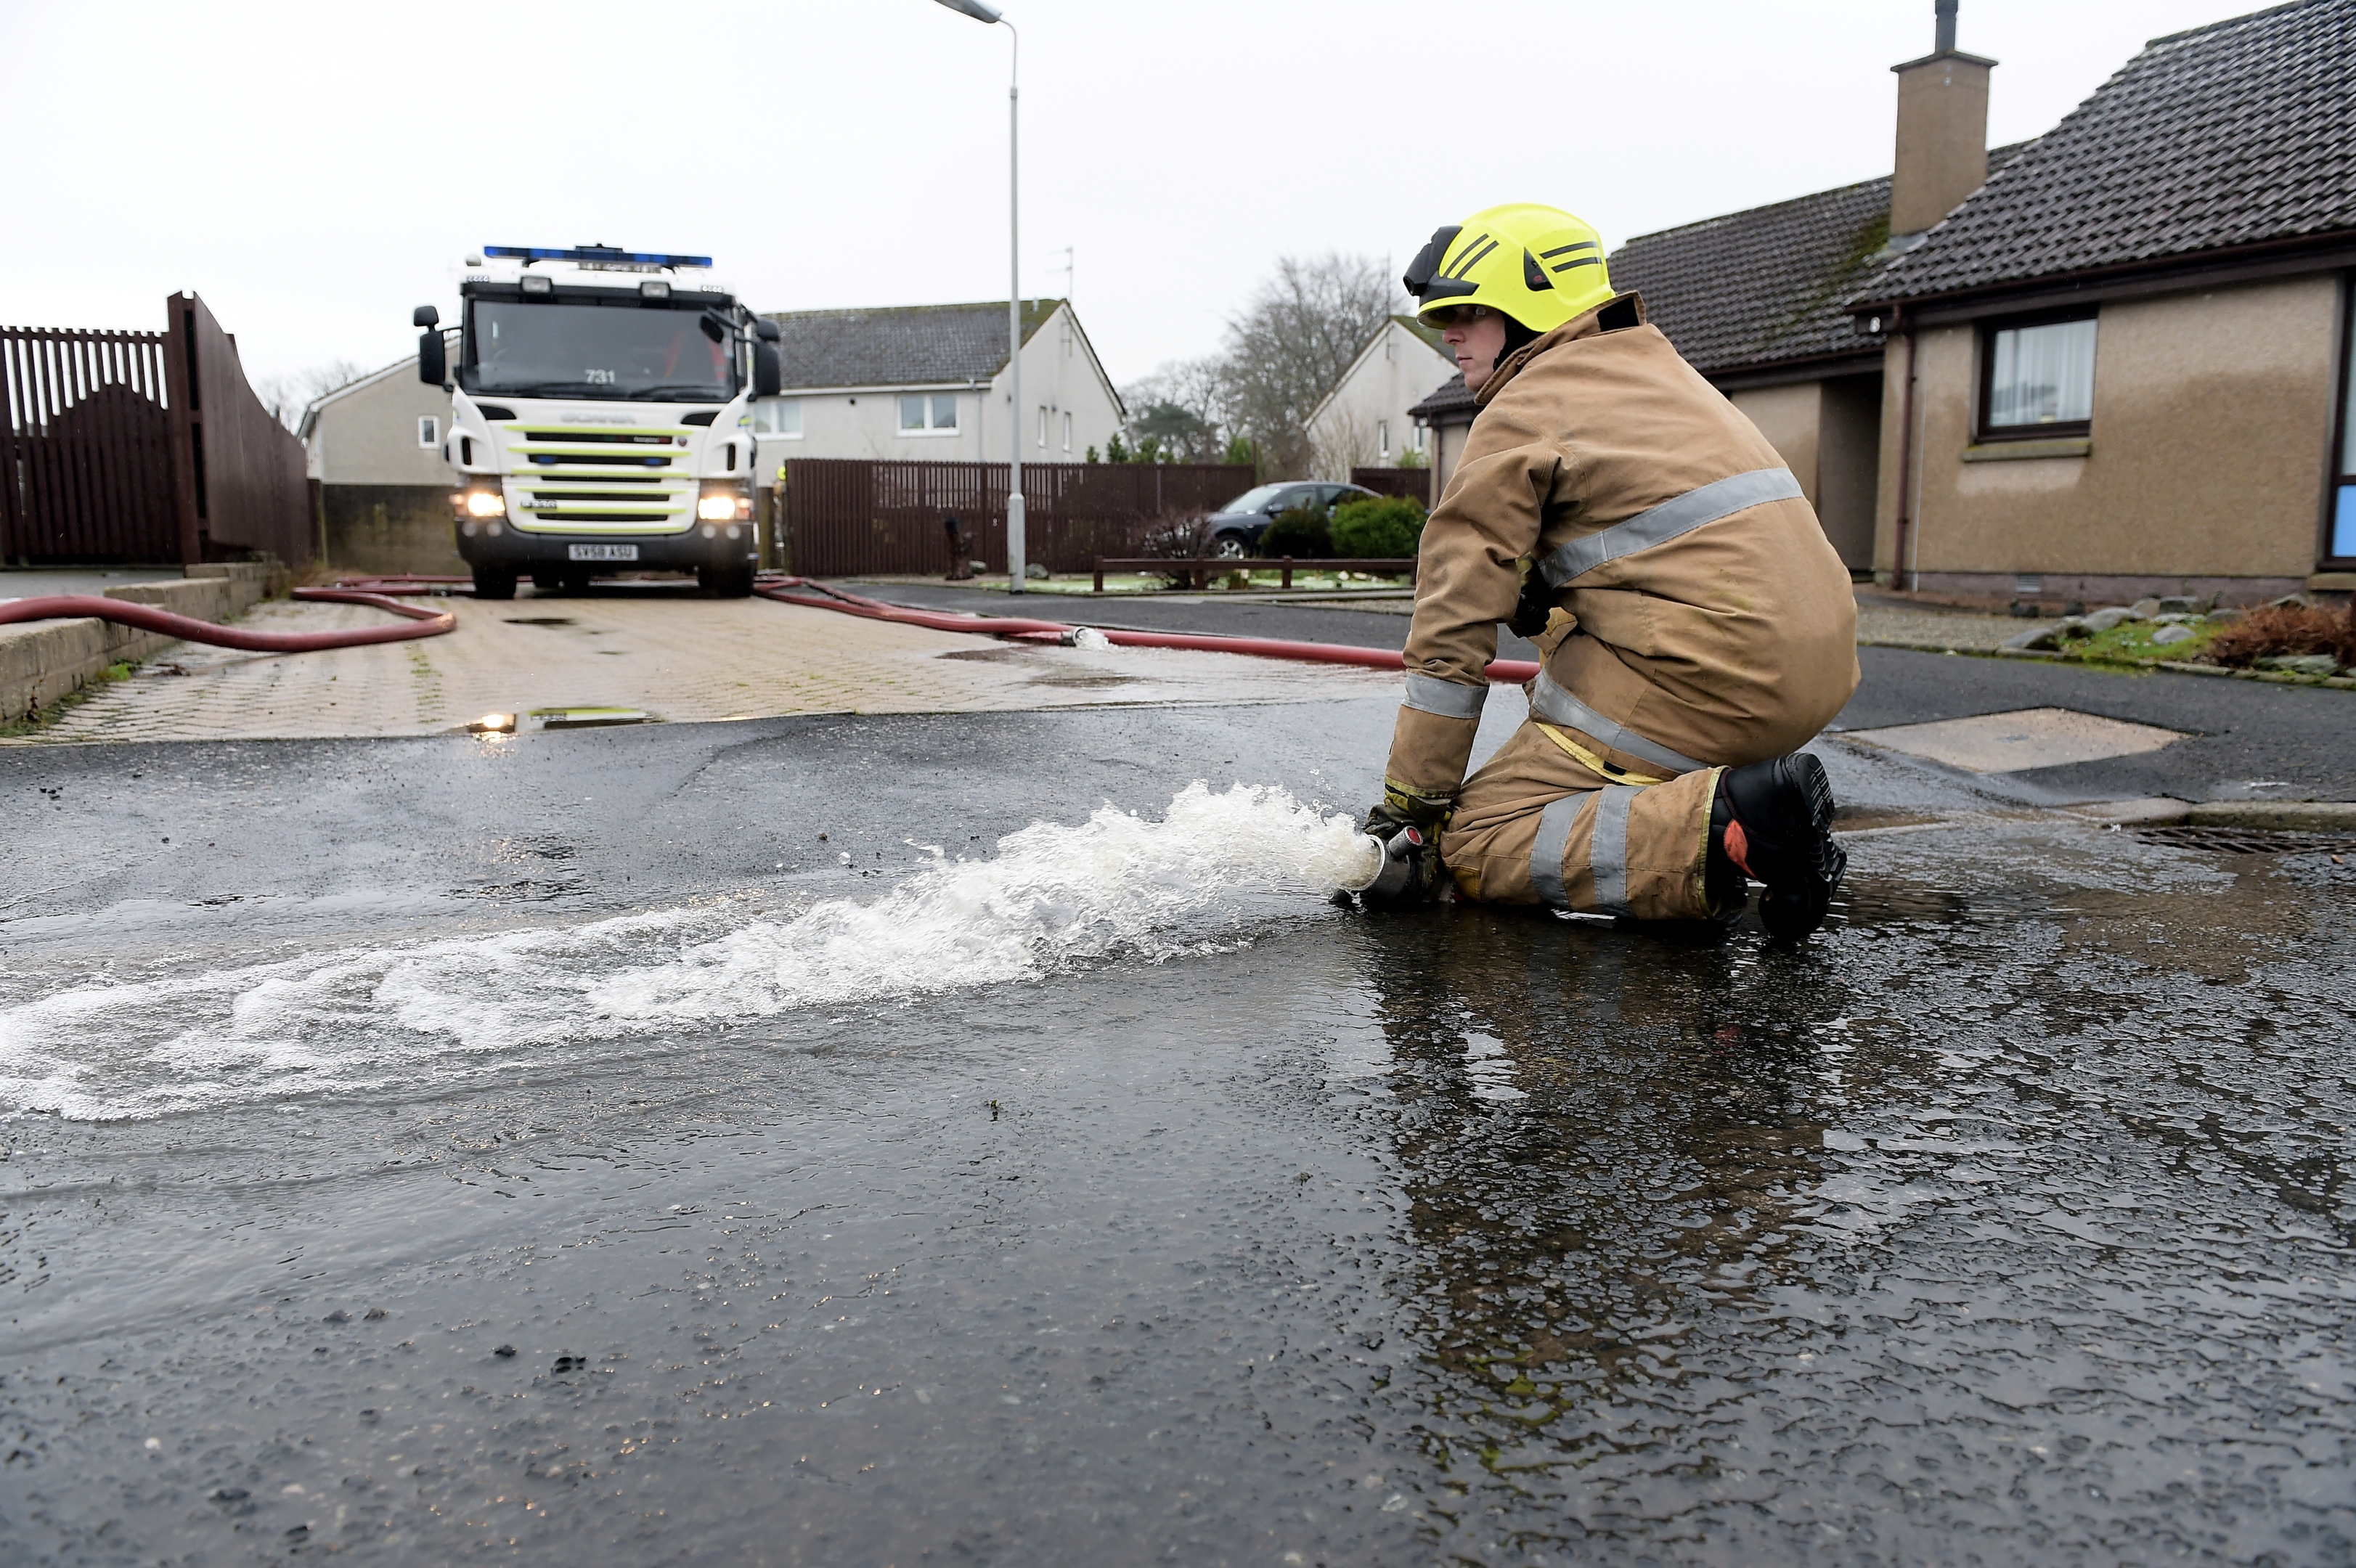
[0,587,455,651]
[756,576,1543,685]
[1,571,1528,681]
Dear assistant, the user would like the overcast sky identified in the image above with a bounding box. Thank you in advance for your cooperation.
[0,0,2253,397]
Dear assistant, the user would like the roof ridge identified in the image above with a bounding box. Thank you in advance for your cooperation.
[2145,0,2336,49]
[1623,173,1892,248]
[761,298,1067,321]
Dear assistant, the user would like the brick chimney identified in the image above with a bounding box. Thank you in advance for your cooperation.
[1889,0,1997,239]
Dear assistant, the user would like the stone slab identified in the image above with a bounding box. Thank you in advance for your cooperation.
[1,572,269,724]
[1843,706,2189,775]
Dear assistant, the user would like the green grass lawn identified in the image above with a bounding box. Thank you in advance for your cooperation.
[2063,619,2221,663]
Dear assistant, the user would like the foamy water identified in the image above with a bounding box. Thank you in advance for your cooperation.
[0,783,1381,1122]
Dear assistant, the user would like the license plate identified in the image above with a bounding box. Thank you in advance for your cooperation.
[567,543,639,562]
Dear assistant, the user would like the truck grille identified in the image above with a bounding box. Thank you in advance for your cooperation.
[501,425,697,532]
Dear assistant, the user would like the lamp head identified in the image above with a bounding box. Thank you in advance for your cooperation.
[933,0,1003,19]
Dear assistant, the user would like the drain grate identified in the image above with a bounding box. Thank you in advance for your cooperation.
[2129,824,2356,856]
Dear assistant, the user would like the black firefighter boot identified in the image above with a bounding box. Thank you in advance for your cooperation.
[1706,753,1846,939]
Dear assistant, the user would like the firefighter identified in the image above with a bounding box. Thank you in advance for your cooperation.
[1361,203,1859,939]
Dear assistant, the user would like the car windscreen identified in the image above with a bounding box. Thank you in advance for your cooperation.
[1220,483,1289,514]
[463,299,736,402]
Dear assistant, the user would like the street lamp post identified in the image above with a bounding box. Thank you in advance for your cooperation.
[932,0,1024,593]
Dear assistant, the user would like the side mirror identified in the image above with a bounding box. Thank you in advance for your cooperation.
[754,318,781,343]
[752,342,782,399]
[418,330,447,386]
[412,304,440,329]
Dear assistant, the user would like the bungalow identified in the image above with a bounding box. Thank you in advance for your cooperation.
[751,298,1124,481]
[1303,316,1454,480]
[297,336,467,576]
[1851,0,2356,605]
[1415,0,2355,607]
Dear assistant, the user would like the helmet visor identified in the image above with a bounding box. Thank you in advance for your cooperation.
[1403,225,1478,307]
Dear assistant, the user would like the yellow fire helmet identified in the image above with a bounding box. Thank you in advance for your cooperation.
[1402,204,1613,334]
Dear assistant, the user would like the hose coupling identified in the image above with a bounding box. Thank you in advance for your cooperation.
[1345,825,1425,902]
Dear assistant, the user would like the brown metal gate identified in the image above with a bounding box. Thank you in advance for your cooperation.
[1,327,179,563]
[783,460,1257,576]
[161,292,312,568]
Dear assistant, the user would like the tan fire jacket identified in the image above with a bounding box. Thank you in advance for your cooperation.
[1385,293,1859,796]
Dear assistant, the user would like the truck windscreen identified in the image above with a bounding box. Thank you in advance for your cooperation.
[463,300,736,401]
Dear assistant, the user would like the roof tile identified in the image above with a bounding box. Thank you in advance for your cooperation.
[760,300,1061,390]
[1871,0,2356,301]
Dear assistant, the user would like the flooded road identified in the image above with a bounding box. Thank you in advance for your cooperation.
[2,695,2351,1564]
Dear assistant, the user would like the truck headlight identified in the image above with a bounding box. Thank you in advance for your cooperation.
[697,481,752,523]
[465,489,507,518]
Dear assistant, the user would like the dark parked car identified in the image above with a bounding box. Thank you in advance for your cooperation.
[1202,481,1382,557]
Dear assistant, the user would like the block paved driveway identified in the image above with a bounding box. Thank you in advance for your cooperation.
[16,586,1397,744]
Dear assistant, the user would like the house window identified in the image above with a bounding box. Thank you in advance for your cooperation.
[1061,410,1072,452]
[2333,282,2356,560]
[1038,406,1048,448]
[1981,315,2097,436]
[417,416,439,448]
[1378,420,1390,457]
[752,398,802,438]
[898,393,958,434]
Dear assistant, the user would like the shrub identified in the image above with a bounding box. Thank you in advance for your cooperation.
[1329,495,1427,559]
[1258,505,1331,558]
[2204,601,2356,668]
[1136,513,1215,587]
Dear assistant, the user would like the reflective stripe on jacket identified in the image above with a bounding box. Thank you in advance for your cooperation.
[1385,292,1859,796]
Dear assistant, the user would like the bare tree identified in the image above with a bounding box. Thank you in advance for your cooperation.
[259,359,369,433]
[1307,407,1381,483]
[1218,253,1398,478]
[1119,356,1232,462]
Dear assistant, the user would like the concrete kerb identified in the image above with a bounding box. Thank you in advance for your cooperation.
[2065,798,2356,830]
[0,563,274,724]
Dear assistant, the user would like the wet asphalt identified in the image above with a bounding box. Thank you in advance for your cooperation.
[848,580,2356,804]
[2,656,2354,1563]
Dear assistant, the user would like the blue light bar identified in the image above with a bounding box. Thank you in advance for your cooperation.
[483,245,713,268]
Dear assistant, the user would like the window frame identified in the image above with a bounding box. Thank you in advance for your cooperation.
[417,415,440,449]
[1976,309,2098,442]
[2326,271,2356,568]
[897,391,960,437]
[751,396,803,440]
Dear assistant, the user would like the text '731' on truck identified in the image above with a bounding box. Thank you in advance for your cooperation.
[415,245,783,600]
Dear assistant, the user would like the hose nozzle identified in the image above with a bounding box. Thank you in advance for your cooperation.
[1342,825,1424,903]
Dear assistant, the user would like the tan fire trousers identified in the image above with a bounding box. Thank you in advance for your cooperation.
[1440,711,1724,920]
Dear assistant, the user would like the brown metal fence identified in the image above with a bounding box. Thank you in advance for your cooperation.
[162,292,311,568]
[1350,466,1432,507]
[1,327,179,563]
[1,293,311,566]
[783,460,1258,576]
